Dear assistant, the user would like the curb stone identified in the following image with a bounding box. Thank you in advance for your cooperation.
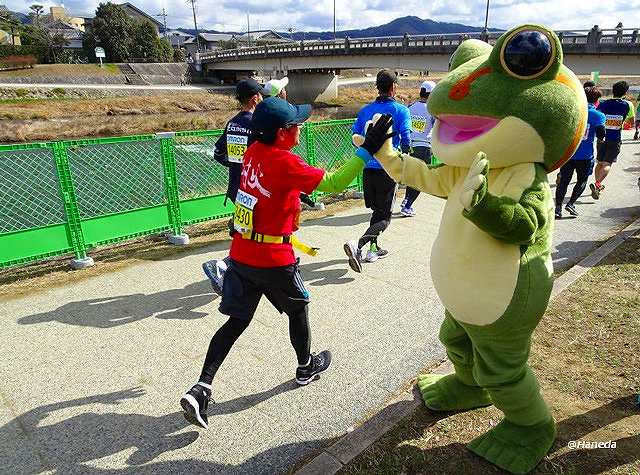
[295,215,640,475]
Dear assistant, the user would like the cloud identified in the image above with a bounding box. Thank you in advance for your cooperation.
[3,0,637,32]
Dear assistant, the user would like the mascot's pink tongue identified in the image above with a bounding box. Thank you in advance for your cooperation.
[438,115,499,144]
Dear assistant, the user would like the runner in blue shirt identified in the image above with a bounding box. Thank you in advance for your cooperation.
[555,87,606,218]
[590,81,631,199]
[344,70,411,270]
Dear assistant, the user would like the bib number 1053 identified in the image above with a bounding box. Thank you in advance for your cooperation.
[233,190,258,234]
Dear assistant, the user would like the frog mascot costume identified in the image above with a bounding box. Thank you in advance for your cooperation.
[353,25,586,474]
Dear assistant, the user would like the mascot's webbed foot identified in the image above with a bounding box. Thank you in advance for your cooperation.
[467,417,556,474]
[417,373,492,411]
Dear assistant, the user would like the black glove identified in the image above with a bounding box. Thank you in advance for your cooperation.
[361,114,395,156]
[300,193,316,207]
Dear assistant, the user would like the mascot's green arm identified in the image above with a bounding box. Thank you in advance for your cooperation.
[314,156,364,193]
[463,164,549,245]
[360,147,455,198]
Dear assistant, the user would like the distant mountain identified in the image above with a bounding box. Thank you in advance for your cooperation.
[175,15,502,41]
[285,16,502,40]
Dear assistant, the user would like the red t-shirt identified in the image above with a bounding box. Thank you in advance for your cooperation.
[230,141,325,268]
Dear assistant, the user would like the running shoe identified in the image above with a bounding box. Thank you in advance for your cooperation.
[343,240,362,273]
[202,260,225,296]
[363,249,379,263]
[589,183,600,200]
[554,207,562,219]
[565,203,578,216]
[296,350,332,386]
[400,206,416,217]
[375,248,389,259]
[180,384,212,429]
[634,131,639,141]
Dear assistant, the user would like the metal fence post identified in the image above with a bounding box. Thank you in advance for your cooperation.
[304,123,319,201]
[52,141,94,269]
[158,132,189,245]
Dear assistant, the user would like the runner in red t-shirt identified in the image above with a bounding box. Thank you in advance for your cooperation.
[180,97,393,429]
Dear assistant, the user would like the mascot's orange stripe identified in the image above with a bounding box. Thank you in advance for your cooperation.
[449,67,492,100]
[552,73,587,172]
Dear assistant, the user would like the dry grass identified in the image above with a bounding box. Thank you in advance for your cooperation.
[342,233,640,475]
[0,63,121,77]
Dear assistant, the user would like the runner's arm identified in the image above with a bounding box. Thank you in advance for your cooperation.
[314,156,365,193]
[595,125,605,141]
[213,132,230,167]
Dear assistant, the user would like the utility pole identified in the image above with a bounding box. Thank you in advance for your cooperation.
[333,0,336,40]
[156,8,168,39]
[189,0,200,52]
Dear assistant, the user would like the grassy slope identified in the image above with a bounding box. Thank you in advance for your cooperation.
[342,233,640,475]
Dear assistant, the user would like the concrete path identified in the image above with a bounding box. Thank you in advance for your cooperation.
[1,134,638,474]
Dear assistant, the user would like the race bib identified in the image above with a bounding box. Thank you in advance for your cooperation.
[227,134,249,163]
[233,190,258,234]
[604,115,624,130]
[411,117,427,133]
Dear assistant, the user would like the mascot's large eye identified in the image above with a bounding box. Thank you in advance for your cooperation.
[501,30,553,79]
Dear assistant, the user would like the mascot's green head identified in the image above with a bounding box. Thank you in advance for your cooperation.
[429,25,587,172]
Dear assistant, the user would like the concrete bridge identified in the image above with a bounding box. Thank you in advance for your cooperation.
[195,28,640,102]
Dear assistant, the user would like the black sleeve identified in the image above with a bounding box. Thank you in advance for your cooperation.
[213,130,230,167]
[595,125,605,141]
[300,193,316,207]
[400,143,412,154]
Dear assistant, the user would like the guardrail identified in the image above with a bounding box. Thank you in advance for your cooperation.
[199,28,640,62]
[0,118,359,269]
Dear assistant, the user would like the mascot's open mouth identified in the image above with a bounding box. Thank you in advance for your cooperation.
[437,115,500,144]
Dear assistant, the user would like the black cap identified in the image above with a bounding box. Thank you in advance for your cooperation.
[376,69,397,93]
[251,97,312,136]
[236,78,268,102]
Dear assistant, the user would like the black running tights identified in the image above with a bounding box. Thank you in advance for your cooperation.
[198,307,311,384]
[555,160,592,207]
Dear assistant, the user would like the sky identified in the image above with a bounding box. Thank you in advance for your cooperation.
[4,0,640,33]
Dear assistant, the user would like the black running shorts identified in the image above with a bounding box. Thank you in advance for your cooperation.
[219,259,310,321]
[596,141,622,164]
[363,168,396,213]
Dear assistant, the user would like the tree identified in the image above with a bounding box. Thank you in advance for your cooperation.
[28,5,44,25]
[131,19,172,62]
[0,8,23,46]
[21,25,68,63]
[91,3,134,62]
[173,47,186,62]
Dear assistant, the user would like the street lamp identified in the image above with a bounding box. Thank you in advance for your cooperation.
[333,0,336,40]
[482,0,490,42]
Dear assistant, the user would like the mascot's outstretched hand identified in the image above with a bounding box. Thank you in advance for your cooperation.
[461,152,489,211]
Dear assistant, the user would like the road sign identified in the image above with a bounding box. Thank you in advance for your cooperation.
[95,47,106,58]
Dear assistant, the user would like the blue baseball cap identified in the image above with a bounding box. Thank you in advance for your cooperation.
[251,97,312,137]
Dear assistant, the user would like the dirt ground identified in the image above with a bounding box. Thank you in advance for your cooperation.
[341,233,640,474]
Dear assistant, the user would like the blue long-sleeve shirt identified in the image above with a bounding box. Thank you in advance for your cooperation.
[352,96,412,169]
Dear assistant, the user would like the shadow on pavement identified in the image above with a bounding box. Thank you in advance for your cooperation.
[18,280,214,328]
[600,205,640,219]
[1,388,199,471]
[553,240,601,272]
[300,259,354,286]
[209,379,299,416]
[3,387,335,474]
[302,212,370,228]
[623,166,640,172]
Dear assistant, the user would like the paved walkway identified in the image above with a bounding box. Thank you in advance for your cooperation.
[1,135,638,474]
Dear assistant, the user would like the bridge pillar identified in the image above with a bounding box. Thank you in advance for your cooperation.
[286,71,338,104]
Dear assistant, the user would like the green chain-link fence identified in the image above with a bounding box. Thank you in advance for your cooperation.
[0,119,356,269]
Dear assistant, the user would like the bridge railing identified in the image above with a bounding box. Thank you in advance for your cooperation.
[0,118,358,269]
[199,28,640,62]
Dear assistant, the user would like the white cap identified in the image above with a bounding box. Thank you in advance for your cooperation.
[420,80,436,93]
[264,77,289,96]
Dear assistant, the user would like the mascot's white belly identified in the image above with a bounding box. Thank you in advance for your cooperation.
[430,166,533,326]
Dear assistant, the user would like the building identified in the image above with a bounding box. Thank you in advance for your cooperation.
[48,6,87,31]
[43,19,84,49]
[0,29,21,46]
[183,33,234,55]
[235,30,289,44]
[166,30,193,49]
[118,2,164,35]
